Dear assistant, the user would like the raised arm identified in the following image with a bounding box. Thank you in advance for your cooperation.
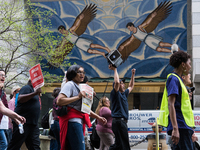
[127,69,136,93]
[108,64,120,92]
[168,94,179,145]
[18,88,41,103]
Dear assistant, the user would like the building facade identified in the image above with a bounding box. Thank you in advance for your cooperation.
[28,0,200,123]
[192,0,200,110]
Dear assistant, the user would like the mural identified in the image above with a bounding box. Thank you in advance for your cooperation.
[34,0,187,80]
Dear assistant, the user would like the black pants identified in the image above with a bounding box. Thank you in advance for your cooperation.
[7,123,40,150]
[172,129,194,150]
[109,119,130,150]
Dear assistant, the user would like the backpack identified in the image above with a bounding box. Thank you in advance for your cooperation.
[53,98,68,116]
[90,122,100,149]
[41,108,51,129]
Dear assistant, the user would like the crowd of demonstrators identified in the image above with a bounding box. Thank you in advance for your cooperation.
[158,50,195,150]
[7,79,42,150]
[50,87,61,150]
[0,51,197,150]
[56,65,107,150]
[108,64,136,150]
[95,96,114,150]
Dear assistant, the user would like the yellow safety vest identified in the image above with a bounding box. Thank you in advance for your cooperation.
[158,73,195,128]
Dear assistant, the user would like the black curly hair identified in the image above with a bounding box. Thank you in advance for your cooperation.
[67,65,83,81]
[52,87,61,98]
[169,50,191,69]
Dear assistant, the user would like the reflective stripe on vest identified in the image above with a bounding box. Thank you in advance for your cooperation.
[158,73,195,128]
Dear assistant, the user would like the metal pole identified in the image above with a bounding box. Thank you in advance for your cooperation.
[156,117,159,150]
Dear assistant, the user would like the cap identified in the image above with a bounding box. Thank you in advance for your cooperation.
[113,79,126,88]
[11,85,21,95]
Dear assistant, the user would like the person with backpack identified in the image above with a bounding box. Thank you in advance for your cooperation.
[56,65,107,150]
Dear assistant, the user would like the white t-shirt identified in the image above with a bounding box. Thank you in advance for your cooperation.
[0,115,9,129]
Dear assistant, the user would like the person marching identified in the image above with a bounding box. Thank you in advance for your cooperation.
[158,51,195,150]
[108,64,136,150]
[95,96,114,150]
[56,65,107,150]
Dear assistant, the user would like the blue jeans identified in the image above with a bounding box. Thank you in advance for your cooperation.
[4,129,12,144]
[50,120,60,150]
[50,139,58,150]
[67,122,85,150]
[0,129,8,150]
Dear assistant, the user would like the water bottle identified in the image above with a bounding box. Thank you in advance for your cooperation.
[19,124,24,134]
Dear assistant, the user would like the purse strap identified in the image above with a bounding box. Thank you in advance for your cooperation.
[0,89,4,99]
[65,82,81,112]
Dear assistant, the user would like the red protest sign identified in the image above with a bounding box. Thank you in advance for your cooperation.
[29,64,44,90]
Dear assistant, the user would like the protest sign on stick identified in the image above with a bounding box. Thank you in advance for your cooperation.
[29,64,44,90]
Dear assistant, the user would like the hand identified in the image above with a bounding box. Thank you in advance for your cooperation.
[132,68,136,76]
[118,45,124,51]
[108,64,116,71]
[192,133,198,142]
[35,88,42,95]
[13,115,26,125]
[171,129,179,145]
[98,117,107,125]
[78,91,86,99]
[189,92,193,100]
